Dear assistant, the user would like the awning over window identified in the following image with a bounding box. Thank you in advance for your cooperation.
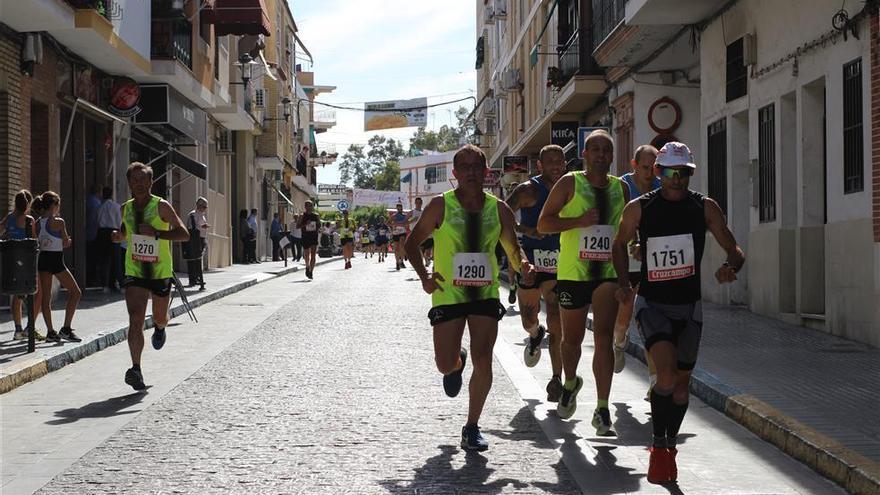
[202,0,271,37]
[171,150,207,180]
[275,186,293,207]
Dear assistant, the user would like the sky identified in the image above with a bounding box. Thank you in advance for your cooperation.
[290,0,477,186]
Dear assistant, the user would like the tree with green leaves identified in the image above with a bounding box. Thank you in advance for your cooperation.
[337,135,405,190]
[408,106,474,154]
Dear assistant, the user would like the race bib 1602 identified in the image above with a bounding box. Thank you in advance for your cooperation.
[533,249,559,273]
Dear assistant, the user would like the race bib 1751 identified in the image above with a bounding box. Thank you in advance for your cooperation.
[131,234,159,263]
[579,225,613,261]
[533,249,559,273]
[453,252,493,287]
[646,234,695,282]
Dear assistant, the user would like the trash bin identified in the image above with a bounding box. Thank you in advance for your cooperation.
[0,239,39,295]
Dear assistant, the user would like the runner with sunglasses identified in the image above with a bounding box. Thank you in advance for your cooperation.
[613,141,745,483]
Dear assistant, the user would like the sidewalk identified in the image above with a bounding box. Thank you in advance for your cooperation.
[501,277,879,494]
[620,301,880,493]
[0,256,340,394]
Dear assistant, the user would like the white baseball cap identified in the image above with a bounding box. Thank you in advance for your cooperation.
[656,141,696,169]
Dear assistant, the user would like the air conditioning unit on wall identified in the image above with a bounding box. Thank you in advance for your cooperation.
[494,0,507,19]
[501,69,523,91]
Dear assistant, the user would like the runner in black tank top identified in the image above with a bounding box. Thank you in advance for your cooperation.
[612,142,746,484]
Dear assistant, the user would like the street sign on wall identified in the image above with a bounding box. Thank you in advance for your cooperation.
[577,126,610,156]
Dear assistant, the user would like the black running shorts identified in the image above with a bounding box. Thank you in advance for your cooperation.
[122,276,172,297]
[428,299,506,326]
[554,279,616,310]
[517,271,557,290]
[634,296,703,370]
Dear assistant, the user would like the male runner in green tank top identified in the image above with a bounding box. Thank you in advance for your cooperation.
[405,144,534,452]
[538,130,629,436]
[111,162,189,390]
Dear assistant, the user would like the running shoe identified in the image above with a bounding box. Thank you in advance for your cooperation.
[507,284,517,304]
[460,423,489,452]
[151,327,166,350]
[523,325,545,367]
[647,446,673,484]
[45,329,61,343]
[591,407,617,436]
[442,348,468,398]
[556,376,582,419]
[546,375,563,403]
[27,328,46,341]
[59,327,82,343]
[124,367,146,391]
[613,339,626,373]
[12,329,25,341]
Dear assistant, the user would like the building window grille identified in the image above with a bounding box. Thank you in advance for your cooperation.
[425,165,447,184]
[758,104,776,223]
[843,58,864,194]
[726,38,747,102]
[254,88,265,107]
[707,118,728,214]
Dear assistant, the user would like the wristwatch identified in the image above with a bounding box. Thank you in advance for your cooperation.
[154,231,161,241]
[722,262,739,273]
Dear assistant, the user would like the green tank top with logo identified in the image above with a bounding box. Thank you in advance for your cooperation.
[123,195,173,280]
[432,190,501,307]
[557,172,626,282]
[340,218,354,239]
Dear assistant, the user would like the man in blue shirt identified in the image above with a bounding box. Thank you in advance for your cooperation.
[614,145,661,386]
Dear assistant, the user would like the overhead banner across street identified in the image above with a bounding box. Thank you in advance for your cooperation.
[363,98,428,131]
[352,188,410,209]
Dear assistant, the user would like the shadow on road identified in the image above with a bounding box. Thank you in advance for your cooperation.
[379,444,536,494]
[45,391,148,425]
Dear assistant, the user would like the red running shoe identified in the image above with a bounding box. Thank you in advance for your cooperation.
[647,446,673,484]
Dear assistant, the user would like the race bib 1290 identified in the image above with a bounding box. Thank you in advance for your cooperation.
[130,234,159,263]
[579,225,613,261]
[533,249,559,273]
[646,234,695,282]
[453,252,493,287]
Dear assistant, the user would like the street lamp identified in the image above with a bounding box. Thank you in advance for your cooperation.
[265,97,292,122]
[472,126,484,147]
[232,53,256,86]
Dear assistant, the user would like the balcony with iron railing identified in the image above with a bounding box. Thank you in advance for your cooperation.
[313,109,337,129]
[558,29,581,82]
[151,18,193,70]
[591,0,626,49]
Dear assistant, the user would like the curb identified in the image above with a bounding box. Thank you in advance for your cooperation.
[499,277,880,494]
[0,257,341,395]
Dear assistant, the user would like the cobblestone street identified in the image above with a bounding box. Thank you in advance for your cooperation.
[0,258,848,493]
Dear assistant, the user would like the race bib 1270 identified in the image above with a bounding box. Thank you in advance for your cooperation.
[131,234,159,263]
[533,249,559,273]
[646,233,695,282]
[579,225,613,261]
[453,252,493,287]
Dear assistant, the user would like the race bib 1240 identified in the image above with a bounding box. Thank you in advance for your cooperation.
[453,252,493,287]
[579,225,613,261]
[646,234,695,282]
